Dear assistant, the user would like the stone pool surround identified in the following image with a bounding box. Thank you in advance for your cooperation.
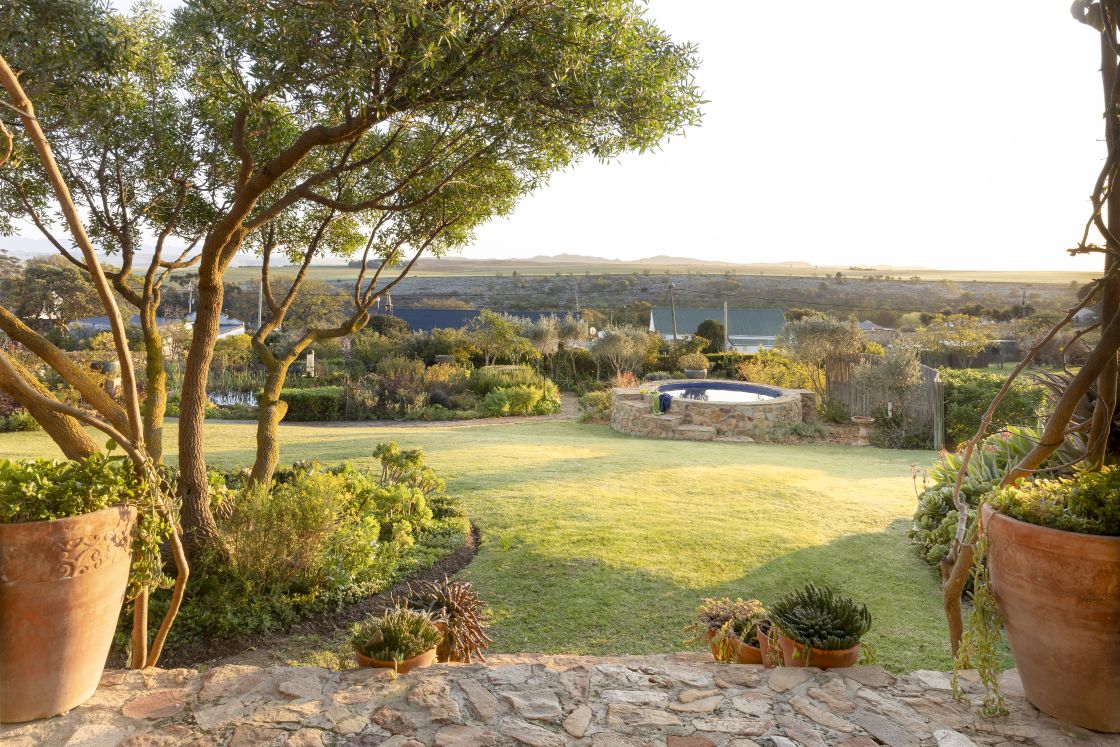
[611,381,811,442]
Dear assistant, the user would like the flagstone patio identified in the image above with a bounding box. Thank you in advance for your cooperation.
[2,654,1115,747]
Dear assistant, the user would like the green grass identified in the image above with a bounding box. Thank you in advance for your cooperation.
[0,419,951,672]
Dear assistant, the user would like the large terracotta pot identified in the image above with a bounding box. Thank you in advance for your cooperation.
[0,505,136,723]
[354,646,437,673]
[983,505,1120,732]
[776,630,860,668]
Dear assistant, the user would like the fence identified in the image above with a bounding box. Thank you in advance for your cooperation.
[825,354,944,450]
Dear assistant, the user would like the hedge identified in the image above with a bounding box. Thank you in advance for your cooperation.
[279,386,344,421]
[940,369,1045,448]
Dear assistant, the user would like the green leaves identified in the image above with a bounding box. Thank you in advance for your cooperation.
[770,582,872,652]
[0,453,143,524]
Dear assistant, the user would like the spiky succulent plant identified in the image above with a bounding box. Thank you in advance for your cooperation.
[770,583,871,651]
[402,576,492,663]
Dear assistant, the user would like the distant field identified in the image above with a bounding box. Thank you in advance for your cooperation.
[216,261,1096,286]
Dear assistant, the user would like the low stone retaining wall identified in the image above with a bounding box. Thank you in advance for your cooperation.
[611,382,806,442]
[2,653,1109,746]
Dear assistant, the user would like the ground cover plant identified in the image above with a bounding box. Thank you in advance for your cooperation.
[0,418,948,672]
[129,443,468,654]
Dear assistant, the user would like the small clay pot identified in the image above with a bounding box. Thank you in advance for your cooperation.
[354,646,438,673]
[703,628,736,662]
[731,637,764,665]
[756,622,779,668]
[776,631,860,669]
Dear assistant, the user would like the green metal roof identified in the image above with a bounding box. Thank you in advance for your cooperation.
[649,308,784,337]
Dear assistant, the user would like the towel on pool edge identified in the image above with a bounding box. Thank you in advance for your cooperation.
[658,393,673,414]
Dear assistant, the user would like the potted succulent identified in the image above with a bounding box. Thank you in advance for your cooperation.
[351,607,442,673]
[0,456,143,722]
[976,468,1120,732]
[402,576,493,663]
[688,597,768,665]
[769,583,872,669]
[678,353,710,380]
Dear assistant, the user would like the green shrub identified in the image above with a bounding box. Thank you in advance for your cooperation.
[988,467,1120,536]
[471,365,541,394]
[643,371,672,382]
[351,607,442,662]
[770,421,828,441]
[0,454,144,523]
[159,443,468,643]
[678,352,710,371]
[0,410,42,432]
[819,397,849,423]
[868,404,933,450]
[940,369,1045,449]
[908,426,1082,570]
[578,389,613,423]
[736,350,814,390]
[770,583,871,652]
[279,386,343,421]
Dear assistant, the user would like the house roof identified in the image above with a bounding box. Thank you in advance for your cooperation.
[73,314,246,338]
[649,308,784,338]
[858,320,891,331]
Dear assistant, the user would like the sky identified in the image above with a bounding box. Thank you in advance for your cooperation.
[66,2,1115,271]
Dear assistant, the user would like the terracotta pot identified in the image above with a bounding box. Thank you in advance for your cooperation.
[983,505,1120,732]
[776,631,860,669]
[0,505,136,723]
[756,623,778,668]
[731,637,764,665]
[354,646,437,673]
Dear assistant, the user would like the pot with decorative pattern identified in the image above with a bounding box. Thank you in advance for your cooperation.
[0,505,136,723]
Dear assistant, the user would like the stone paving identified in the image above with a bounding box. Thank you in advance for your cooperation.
[2,653,1117,747]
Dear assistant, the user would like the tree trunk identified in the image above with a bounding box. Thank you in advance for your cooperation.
[140,303,167,463]
[248,361,292,487]
[0,357,98,459]
[177,273,223,550]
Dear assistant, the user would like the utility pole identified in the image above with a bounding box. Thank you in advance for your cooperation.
[722,300,730,352]
[187,280,193,316]
[386,292,394,316]
[574,280,580,313]
[669,281,678,343]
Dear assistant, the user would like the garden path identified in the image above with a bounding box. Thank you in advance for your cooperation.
[3,653,1114,747]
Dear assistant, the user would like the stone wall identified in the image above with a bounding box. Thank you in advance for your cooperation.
[611,382,804,442]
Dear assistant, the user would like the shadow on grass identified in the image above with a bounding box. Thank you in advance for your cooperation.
[467,517,953,673]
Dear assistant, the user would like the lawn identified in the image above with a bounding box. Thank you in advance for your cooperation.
[0,419,951,672]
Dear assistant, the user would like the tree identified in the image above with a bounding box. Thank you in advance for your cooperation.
[0,44,187,668]
[777,316,863,396]
[4,0,702,550]
[471,310,535,366]
[591,325,652,378]
[916,314,989,364]
[694,319,725,353]
[1,255,101,331]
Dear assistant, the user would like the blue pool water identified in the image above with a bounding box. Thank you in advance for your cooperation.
[657,381,780,403]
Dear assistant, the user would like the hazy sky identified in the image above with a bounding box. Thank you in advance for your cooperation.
[81,2,1112,270]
